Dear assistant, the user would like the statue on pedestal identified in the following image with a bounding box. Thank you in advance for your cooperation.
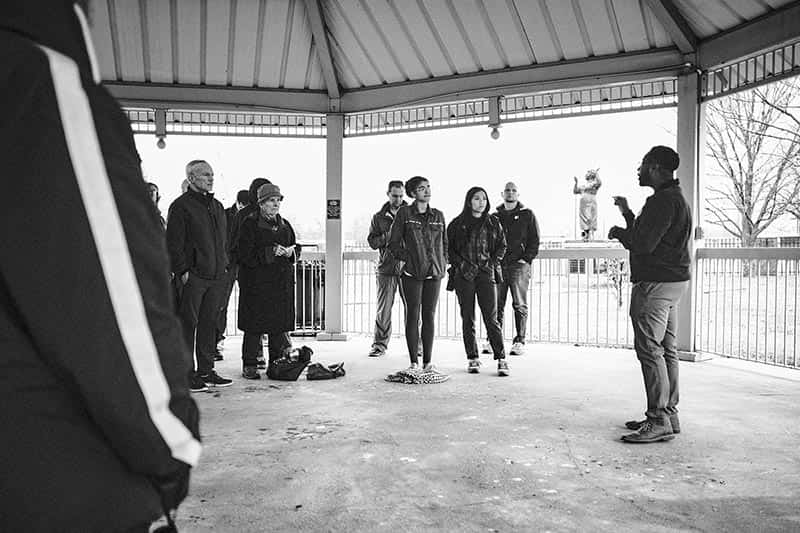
[573,169,602,241]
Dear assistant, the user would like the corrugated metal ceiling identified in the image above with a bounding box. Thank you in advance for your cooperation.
[90,0,797,108]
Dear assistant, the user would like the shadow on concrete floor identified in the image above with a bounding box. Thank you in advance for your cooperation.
[173,337,800,532]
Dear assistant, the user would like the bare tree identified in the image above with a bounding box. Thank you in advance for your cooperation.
[705,78,800,246]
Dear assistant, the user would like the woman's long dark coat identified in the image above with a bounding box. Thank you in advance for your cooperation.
[237,213,298,333]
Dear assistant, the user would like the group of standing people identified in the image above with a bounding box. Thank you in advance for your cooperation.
[369,145,691,446]
[367,177,540,377]
[162,161,300,391]
[1,0,696,529]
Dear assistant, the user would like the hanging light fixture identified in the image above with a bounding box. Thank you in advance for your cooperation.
[488,96,501,140]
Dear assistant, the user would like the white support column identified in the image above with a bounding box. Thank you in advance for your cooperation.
[318,113,347,341]
[676,71,710,360]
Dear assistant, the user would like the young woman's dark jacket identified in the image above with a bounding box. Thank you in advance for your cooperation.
[388,202,448,280]
[237,212,299,333]
[447,210,507,285]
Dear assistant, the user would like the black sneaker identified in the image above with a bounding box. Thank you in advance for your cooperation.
[368,346,384,357]
[200,370,233,387]
[189,374,208,393]
[242,366,261,380]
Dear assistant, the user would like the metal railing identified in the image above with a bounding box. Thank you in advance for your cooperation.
[126,109,327,138]
[341,248,634,348]
[703,236,800,248]
[344,99,490,137]
[695,248,800,368]
[220,248,800,368]
[224,248,633,347]
[342,80,678,138]
[126,79,681,140]
[501,80,677,123]
[222,247,800,369]
[702,38,800,101]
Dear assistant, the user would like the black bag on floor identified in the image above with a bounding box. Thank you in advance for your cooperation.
[266,346,313,381]
[306,362,345,380]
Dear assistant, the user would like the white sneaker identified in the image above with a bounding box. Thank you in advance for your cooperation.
[407,363,419,371]
[510,342,525,356]
[481,342,492,354]
[497,359,510,376]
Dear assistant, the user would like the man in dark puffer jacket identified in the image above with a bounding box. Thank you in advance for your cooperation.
[0,1,200,531]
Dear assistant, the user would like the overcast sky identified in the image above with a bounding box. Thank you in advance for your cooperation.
[136,106,798,245]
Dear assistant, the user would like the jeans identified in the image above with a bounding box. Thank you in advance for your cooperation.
[242,330,291,368]
[400,277,441,365]
[456,274,505,360]
[497,262,531,343]
[178,274,226,375]
[629,281,688,420]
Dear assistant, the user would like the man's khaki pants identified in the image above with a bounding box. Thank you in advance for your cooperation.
[630,280,689,421]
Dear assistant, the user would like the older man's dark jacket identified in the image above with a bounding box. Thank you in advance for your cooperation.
[368,200,407,275]
[166,189,228,280]
[0,2,201,530]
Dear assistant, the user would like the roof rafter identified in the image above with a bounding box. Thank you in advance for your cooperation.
[303,0,341,100]
[106,82,330,113]
[699,1,800,69]
[643,0,697,54]
[340,48,684,112]
[107,48,685,114]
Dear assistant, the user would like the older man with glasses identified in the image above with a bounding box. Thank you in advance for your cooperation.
[167,160,233,392]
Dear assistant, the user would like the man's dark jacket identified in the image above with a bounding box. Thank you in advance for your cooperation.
[166,189,228,280]
[0,2,201,531]
[388,202,448,281]
[226,203,237,248]
[494,202,540,265]
[229,202,259,266]
[615,180,692,283]
[368,200,406,275]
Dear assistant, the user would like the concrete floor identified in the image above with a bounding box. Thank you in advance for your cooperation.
[175,336,800,532]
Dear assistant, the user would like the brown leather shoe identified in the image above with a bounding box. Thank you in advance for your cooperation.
[625,414,680,434]
[621,418,675,443]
